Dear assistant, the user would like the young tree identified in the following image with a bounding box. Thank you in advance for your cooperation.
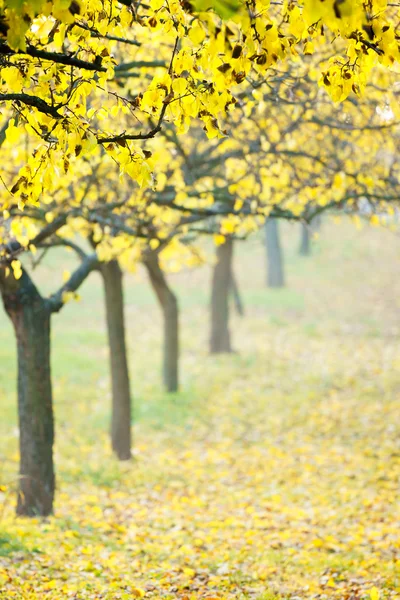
[101,260,132,460]
[0,233,98,515]
[143,250,179,392]
[210,237,234,354]
[265,219,285,288]
[299,223,311,257]
[230,267,245,317]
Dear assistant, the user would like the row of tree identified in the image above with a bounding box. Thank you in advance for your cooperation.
[1,0,400,516]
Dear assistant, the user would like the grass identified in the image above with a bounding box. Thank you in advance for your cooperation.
[0,219,400,598]
[0,533,31,557]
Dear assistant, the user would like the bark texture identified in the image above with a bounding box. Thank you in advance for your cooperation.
[144,253,179,392]
[265,218,285,288]
[210,238,233,354]
[101,260,132,460]
[0,270,54,516]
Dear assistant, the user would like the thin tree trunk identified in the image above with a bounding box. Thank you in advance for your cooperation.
[312,214,322,231]
[210,238,233,354]
[144,253,179,393]
[0,270,54,516]
[265,218,285,287]
[101,260,132,460]
[299,222,311,256]
[230,270,244,316]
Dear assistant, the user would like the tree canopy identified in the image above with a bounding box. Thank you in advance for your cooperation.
[0,0,399,212]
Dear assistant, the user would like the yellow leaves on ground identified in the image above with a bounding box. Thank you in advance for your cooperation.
[132,588,146,598]
[0,223,400,598]
[1,365,398,597]
[370,587,380,600]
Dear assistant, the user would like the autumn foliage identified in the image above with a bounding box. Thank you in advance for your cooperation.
[0,0,400,598]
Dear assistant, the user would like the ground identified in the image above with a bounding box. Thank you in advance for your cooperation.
[0,219,399,599]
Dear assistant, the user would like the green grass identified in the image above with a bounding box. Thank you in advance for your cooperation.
[0,535,23,557]
[1,218,399,437]
[0,220,398,437]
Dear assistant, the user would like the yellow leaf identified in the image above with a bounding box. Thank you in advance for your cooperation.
[304,41,314,55]
[189,24,206,45]
[370,215,380,226]
[214,234,226,246]
[11,260,22,280]
[183,567,196,578]
[5,119,20,145]
[370,588,380,600]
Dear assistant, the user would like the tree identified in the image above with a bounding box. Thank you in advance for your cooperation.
[2,26,400,516]
[143,250,179,392]
[0,268,54,516]
[265,218,285,288]
[210,237,234,354]
[101,260,132,460]
[299,223,311,257]
[0,237,98,515]
[230,266,245,317]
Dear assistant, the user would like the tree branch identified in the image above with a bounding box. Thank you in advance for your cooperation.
[2,213,71,262]
[38,237,89,261]
[48,252,99,313]
[97,37,178,145]
[74,22,141,47]
[97,121,163,144]
[0,94,62,118]
[115,60,167,72]
[0,42,106,72]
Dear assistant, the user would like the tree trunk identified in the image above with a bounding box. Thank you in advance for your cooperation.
[210,238,233,354]
[265,218,285,287]
[299,222,311,256]
[144,253,179,393]
[101,260,132,460]
[0,270,54,516]
[312,214,322,231]
[230,270,244,316]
